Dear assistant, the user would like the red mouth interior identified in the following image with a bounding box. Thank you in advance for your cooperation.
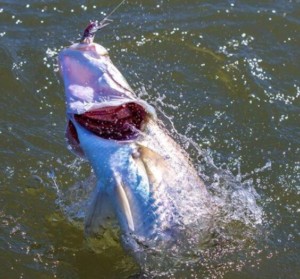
[68,102,147,145]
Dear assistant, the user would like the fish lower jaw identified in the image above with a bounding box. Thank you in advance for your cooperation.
[67,100,156,158]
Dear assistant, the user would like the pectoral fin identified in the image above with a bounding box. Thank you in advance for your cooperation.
[114,172,135,232]
[84,183,114,236]
[136,144,169,190]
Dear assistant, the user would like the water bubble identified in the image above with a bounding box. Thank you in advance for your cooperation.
[81,5,87,11]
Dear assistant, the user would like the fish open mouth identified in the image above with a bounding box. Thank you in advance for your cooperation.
[67,102,148,147]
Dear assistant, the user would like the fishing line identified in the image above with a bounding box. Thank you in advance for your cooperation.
[80,0,127,42]
[98,0,127,28]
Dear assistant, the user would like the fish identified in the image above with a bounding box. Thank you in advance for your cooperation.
[58,21,214,262]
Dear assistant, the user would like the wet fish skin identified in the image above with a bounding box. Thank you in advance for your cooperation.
[58,37,213,252]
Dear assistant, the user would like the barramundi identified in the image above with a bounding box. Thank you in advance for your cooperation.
[58,21,214,261]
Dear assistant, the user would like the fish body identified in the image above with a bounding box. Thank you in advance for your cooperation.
[58,25,213,254]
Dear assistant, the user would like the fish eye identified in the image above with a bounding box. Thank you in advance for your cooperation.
[131,148,140,159]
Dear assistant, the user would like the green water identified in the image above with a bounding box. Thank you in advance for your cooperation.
[0,1,299,278]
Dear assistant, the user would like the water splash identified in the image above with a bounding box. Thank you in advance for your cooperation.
[51,97,266,278]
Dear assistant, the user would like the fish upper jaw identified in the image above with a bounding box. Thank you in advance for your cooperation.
[58,41,136,115]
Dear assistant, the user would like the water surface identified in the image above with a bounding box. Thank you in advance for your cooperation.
[0,0,299,278]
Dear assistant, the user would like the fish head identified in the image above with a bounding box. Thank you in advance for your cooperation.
[58,38,156,155]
